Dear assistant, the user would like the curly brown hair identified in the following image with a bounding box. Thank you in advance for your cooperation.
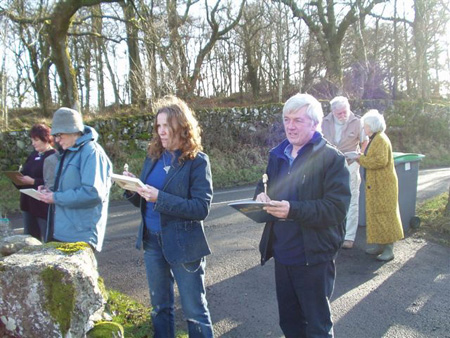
[148,96,203,162]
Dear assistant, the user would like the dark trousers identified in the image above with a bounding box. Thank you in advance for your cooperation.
[274,259,336,338]
[22,211,47,242]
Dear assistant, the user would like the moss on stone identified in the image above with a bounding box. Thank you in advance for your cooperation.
[41,267,75,336]
[87,321,124,338]
[97,277,108,301]
[55,242,91,254]
[31,241,91,254]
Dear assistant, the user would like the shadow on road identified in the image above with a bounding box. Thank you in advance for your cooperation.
[333,228,450,338]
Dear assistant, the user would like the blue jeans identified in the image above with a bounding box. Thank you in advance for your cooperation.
[143,232,214,338]
[275,260,336,338]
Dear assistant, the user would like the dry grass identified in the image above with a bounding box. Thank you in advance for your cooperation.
[412,193,450,247]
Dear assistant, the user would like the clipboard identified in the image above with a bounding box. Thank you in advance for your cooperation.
[111,173,146,192]
[228,200,278,223]
[3,171,26,186]
[20,188,44,200]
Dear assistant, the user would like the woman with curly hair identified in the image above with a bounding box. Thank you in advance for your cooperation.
[123,96,214,337]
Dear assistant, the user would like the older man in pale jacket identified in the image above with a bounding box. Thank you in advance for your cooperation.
[322,96,368,249]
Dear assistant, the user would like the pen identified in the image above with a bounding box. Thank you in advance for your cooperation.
[262,174,268,195]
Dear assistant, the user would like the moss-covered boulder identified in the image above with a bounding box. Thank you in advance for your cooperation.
[0,242,105,337]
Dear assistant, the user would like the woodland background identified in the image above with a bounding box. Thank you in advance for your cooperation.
[0,0,449,122]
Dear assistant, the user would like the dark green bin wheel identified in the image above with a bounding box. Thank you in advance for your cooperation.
[410,216,421,229]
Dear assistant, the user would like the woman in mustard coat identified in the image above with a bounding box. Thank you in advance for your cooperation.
[356,110,404,261]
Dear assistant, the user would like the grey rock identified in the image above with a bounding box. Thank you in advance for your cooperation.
[0,244,106,338]
[0,235,41,257]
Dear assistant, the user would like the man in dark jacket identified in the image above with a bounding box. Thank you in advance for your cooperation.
[255,93,351,338]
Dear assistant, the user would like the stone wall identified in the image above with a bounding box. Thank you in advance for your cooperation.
[0,104,285,171]
[2,100,447,171]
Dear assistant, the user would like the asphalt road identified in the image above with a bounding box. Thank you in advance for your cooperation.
[7,167,450,337]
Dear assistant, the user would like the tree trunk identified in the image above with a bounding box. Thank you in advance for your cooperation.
[121,0,146,106]
[403,19,413,96]
[413,0,430,100]
[22,28,53,115]
[392,0,399,99]
[301,33,315,93]
[46,2,79,109]
[0,61,8,129]
[92,5,105,109]
[73,42,86,110]
[45,0,120,110]
[103,44,120,105]
[243,36,260,99]
[326,41,343,94]
[276,1,284,103]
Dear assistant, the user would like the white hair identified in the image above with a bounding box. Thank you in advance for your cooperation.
[283,93,323,127]
[361,109,386,133]
[330,96,350,112]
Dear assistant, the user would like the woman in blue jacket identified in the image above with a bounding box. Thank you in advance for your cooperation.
[124,96,214,338]
[40,107,113,251]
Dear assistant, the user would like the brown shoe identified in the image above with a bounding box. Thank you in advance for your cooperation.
[342,240,354,249]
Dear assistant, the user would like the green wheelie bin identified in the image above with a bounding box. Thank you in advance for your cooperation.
[358,152,425,232]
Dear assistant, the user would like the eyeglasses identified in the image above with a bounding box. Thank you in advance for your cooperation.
[54,133,63,138]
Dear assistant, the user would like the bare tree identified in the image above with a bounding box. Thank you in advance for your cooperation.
[275,0,386,93]
[373,0,449,100]
[413,0,449,100]
[3,0,121,110]
[160,0,245,97]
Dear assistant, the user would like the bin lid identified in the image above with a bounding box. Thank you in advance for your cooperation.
[393,152,425,164]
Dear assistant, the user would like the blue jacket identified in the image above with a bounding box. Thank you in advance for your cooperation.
[52,126,113,251]
[256,136,351,266]
[127,151,213,264]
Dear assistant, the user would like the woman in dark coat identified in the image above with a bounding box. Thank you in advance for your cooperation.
[123,96,214,337]
[17,124,56,241]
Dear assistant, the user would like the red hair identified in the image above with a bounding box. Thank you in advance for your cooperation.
[30,124,53,145]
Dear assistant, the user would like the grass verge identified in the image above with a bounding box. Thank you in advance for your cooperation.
[1,146,268,217]
[412,192,450,247]
[106,289,187,338]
